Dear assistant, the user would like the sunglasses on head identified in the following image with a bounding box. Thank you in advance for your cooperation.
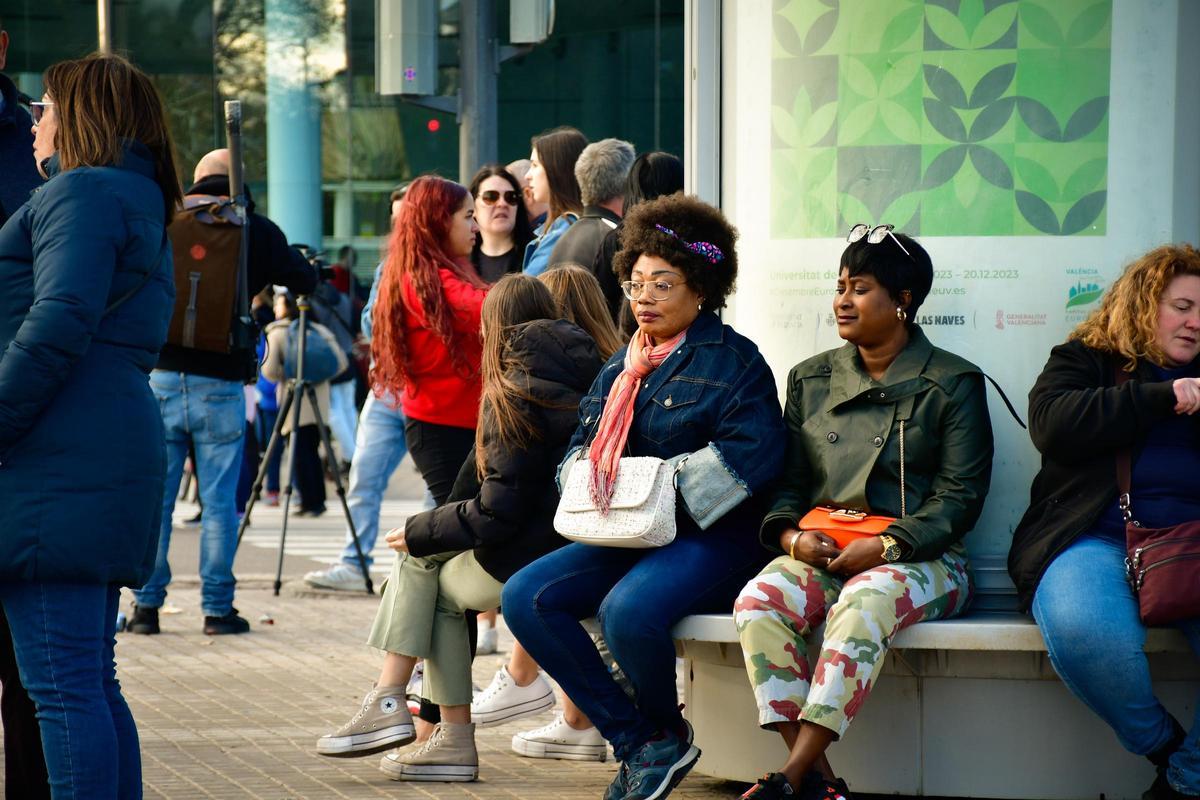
[846,223,915,261]
[479,190,519,206]
[30,101,54,125]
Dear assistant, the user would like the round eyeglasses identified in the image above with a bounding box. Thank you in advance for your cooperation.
[620,280,684,302]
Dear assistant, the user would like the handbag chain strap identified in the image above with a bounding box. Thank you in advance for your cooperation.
[1112,366,1140,526]
[898,419,906,518]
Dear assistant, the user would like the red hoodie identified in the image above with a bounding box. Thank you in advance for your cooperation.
[399,267,488,429]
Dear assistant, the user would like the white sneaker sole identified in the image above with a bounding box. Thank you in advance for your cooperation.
[315,723,415,758]
[642,744,701,800]
[511,733,608,762]
[472,688,555,727]
[380,760,478,782]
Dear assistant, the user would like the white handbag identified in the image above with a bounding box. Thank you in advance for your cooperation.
[554,455,678,548]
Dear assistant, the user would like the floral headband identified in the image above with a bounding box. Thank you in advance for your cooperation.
[654,224,725,264]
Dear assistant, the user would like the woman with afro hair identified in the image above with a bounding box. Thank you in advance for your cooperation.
[502,193,787,800]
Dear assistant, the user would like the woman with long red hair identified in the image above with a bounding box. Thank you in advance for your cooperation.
[370,175,488,506]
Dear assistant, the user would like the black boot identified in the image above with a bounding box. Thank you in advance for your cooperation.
[1144,718,1196,800]
[128,605,160,635]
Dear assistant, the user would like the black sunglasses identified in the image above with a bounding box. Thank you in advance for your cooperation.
[479,190,519,206]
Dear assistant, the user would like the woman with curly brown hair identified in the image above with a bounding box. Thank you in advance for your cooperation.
[1009,245,1200,800]
[370,174,488,506]
[502,194,787,800]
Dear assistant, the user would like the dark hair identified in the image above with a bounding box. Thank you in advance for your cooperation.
[613,194,738,312]
[468,163,534,256]
[531,126,588,224]
[840,232,933,324]
[625,152,684,211]
[43,53,183,226]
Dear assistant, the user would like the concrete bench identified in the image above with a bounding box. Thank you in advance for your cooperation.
[671,601,1196,799]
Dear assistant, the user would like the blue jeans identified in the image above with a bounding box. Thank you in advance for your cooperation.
[328,380,358,462]
[501,535,769,761]
[1033,533,1200,793]
[0,583,139,799]
[341,393,409,568]
[135,372,245,616]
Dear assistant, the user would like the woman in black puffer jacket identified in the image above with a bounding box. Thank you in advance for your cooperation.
[315,273,603,783]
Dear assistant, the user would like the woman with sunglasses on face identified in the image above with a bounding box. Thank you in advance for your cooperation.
[522,126,589,277]
[0,53,180,798]
[502,194,786,800]
[469,164,533,283]
[734,225,995,800]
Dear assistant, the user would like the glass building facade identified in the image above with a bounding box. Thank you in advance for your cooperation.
[2,0,684,272]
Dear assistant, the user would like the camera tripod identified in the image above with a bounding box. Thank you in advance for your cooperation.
[235,294,374,596]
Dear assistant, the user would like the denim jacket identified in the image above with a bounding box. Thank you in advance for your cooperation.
[558,311,785,531]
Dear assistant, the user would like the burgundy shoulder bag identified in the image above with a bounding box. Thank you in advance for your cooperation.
[1115,369,1200,626]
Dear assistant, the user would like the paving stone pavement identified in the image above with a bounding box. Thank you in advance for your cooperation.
[115,582,747,800]
[4,463,757,797]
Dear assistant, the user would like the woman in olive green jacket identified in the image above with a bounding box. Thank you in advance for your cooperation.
[734,226,994,800]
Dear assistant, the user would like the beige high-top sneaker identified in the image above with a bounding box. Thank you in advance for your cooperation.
[315,685,415,757]
[379,721,479,782]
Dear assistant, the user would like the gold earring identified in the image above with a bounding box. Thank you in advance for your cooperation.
[896,307,907,322]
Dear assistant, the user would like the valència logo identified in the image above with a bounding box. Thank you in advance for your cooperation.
[1066,280,1104,310]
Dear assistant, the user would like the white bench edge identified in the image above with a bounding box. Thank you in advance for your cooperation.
[669,612,1193,653]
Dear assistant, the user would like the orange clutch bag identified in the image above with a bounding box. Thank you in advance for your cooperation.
[798,506,896,549]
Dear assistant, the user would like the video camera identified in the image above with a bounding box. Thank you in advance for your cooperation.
[292,243,338,282]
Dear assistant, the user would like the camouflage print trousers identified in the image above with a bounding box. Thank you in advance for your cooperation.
[734,547,972,737]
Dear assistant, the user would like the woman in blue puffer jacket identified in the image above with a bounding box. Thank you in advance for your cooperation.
[0,53,180,798]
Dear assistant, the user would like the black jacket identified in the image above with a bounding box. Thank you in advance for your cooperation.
[404,318,603,581]
[0,74,42,224]
[1008,340,1185,610]
[548,205,624,319]
[156,175,318,380]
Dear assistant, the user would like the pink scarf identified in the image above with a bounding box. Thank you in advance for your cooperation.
[588,328,686,511]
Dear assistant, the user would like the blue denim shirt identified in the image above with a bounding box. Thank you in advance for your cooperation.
[522,213,576,277]
[558,311,785,530]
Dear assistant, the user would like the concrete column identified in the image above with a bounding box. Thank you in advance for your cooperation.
[266,0,323,247]
[458,0,498,183]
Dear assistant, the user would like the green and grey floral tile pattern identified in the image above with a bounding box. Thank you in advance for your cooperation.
[771,0,1110,237]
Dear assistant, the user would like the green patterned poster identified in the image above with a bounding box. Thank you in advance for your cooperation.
[771,0,1111,237]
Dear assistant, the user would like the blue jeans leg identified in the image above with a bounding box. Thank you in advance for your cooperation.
[190,382,246,617]
[503,535,767,761]
[0,583,140,800]
[256,408,282,493]
[328,380,358,463]
[1033,533,1200,792]
[136,373,244,616]
[133,376,189,610]
[341,394,410,568]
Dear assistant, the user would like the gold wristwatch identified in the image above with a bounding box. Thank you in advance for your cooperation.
[880,534,903,563]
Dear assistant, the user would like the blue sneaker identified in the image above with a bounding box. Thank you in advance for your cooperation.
[621,732,700,800]
[604,762,631,800]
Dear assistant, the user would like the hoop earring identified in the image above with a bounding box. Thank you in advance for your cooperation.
[896,307,907,322]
